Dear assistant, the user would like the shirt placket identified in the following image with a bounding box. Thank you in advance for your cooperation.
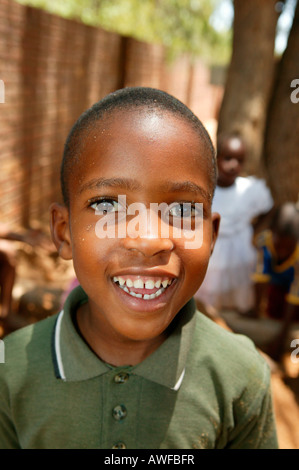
[101,367,138,449]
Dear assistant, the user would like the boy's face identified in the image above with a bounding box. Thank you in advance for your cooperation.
[51,108,220,347]
[272,232,297,262]
[217,137,246,187]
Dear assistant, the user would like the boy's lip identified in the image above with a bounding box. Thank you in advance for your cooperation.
[111,269,177,281]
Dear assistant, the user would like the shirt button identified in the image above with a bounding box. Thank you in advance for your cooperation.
[112,442,126,449]
[114,372,129,384]
[112,404,127,421]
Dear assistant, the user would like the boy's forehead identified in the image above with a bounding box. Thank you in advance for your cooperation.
[80,107,208,163]
[219,137,246,156]
[66,106,216,201]
[94,106,200,139]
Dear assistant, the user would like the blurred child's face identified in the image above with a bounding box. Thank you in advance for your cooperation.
[272,232,297,262]
[51,108,219,346]
[217,137,246,187]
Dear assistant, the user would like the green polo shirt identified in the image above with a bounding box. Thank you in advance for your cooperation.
[0,286,278,449]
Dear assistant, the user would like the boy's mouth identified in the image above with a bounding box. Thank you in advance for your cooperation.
[112,275,175,300]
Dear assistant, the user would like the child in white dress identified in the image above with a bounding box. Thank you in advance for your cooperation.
[195,134,273,314]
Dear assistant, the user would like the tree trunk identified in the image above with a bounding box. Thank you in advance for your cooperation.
[217,0,279,175]
[263,0,299,204]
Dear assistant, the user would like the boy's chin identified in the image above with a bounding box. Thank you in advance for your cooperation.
[113,319,173,344]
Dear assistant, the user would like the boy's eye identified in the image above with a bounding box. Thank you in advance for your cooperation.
[168,203,197,218]
[89,199,121,215]
[223,155,233,162]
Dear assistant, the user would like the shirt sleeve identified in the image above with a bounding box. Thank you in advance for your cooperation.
[251,178,274,217]
[225,360,279,449]
[0,367,20,449]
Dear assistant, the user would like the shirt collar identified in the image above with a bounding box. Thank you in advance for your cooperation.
[52,285,197,390]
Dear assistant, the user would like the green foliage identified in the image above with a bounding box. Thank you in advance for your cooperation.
[16,0,232,64]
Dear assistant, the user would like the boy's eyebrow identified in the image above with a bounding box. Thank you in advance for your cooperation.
[79,177,141,194]
[163,181,212,202]
[79,177,211,201]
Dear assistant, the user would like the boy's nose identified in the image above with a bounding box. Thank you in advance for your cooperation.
[123,235,174,257]
[121,207,175,257]
[229,158,240,171]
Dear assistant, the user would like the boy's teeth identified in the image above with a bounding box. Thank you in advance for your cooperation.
[128,291,143,298]
[112,276,174,299]
[117,284,166,300]
[133,279,144,289]
[145,280,155,289]
[143,291,162,300]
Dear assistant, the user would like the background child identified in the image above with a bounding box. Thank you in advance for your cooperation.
[0,223,54,322]
[0,88,278,449]
[195,133,273,315]
[252,202,299,360]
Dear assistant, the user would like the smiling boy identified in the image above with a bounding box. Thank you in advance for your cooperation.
[0,87,278,449]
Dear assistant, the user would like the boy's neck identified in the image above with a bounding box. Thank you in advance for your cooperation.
[75,302,168,367]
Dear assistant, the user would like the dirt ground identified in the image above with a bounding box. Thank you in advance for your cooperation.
[1,239,299,449]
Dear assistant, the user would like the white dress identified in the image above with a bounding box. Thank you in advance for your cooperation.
[195,176,273,313]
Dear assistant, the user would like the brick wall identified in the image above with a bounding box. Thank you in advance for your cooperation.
[0,0,223,228]
[123,37,223,124]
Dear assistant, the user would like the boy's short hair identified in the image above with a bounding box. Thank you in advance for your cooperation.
[60,87,217,206]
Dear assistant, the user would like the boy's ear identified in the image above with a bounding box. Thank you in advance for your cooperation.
[210,212,221,255]
[49,203,73,260]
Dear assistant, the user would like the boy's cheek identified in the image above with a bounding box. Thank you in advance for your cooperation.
[177,240,211,276]
[71,235,117,270]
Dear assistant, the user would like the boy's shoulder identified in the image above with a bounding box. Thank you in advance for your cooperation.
[235,176,271,198]
[193,309,257,353]
[2,286,85,360]
[192,310,269,383]
[1,314,58,378]
[3,313,57,348]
